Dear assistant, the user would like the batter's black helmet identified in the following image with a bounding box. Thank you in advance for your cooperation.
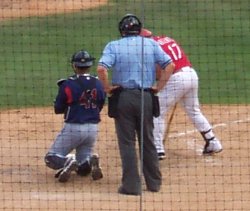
[119,14,142,37]
[71,50,95,68]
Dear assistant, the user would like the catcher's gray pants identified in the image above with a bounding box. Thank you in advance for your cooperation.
[115,89,162,193]
[46,123,98,169]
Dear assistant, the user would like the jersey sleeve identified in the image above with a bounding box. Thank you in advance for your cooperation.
[98,42,116,69]
[154,41,173,69]
[54,83,68,114]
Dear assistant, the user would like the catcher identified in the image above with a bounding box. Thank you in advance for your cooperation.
[44,50,106,182]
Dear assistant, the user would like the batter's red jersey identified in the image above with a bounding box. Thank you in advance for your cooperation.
[153,36,192,73]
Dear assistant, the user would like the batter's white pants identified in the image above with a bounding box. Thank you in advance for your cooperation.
[153,67,215,153]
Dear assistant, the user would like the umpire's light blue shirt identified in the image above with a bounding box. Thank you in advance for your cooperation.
[98,36,172,89]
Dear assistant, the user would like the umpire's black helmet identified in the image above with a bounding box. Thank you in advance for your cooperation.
[71,50,95,68]
[119,14,142,37]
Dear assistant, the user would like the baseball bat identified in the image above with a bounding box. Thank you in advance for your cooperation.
[163,103,177,143]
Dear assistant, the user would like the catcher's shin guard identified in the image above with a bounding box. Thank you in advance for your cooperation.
[45,153,67,170]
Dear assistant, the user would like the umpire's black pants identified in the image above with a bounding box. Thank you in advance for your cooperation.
[115,89,162,194]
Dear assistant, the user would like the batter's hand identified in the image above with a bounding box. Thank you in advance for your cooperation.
[150,86,159,94]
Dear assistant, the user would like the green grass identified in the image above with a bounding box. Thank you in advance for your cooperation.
[0,0,249,108]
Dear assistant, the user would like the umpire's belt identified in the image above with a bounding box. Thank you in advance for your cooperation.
[122,87,152,92]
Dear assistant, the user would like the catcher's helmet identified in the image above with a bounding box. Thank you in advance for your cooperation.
[71,50,95,68]
[119,14,142,37]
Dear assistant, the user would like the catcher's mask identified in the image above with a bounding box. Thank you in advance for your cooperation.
[71,50,95,68]
[119,14,142,37]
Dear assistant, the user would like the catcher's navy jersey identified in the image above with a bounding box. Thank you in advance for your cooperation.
[54,74,105,124]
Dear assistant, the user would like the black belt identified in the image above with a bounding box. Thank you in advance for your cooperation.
[122,87,152,92]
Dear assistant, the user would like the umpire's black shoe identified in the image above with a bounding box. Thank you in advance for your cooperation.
[147,186,161,193]
[118,186,141,196]
[58,158,77,183]
[90,154,103,180]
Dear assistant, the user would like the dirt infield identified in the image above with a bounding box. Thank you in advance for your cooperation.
[0,0,107,20]
[0,105,250,210]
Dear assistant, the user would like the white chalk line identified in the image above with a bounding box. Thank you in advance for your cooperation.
[168,116,250,163]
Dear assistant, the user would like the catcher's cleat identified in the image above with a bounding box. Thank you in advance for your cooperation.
[158,152,166,160]
[76,161,91,177]
[55,168,63,178]
[203,139,223,155]
[90,154,103,180]
[58,158,77,183]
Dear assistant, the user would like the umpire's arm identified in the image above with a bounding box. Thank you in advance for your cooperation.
[97,65,110,93]
[97,65,119,94]
[155,62,175,92]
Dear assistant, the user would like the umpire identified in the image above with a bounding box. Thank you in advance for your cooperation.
[97,14,175,195]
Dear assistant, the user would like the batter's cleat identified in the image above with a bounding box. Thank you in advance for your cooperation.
[58,158,77,183]
[203,139,223,155]
[90,154,103,180]
[158,152,166,160]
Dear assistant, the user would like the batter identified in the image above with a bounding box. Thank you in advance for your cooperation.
[140,29,223,159]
